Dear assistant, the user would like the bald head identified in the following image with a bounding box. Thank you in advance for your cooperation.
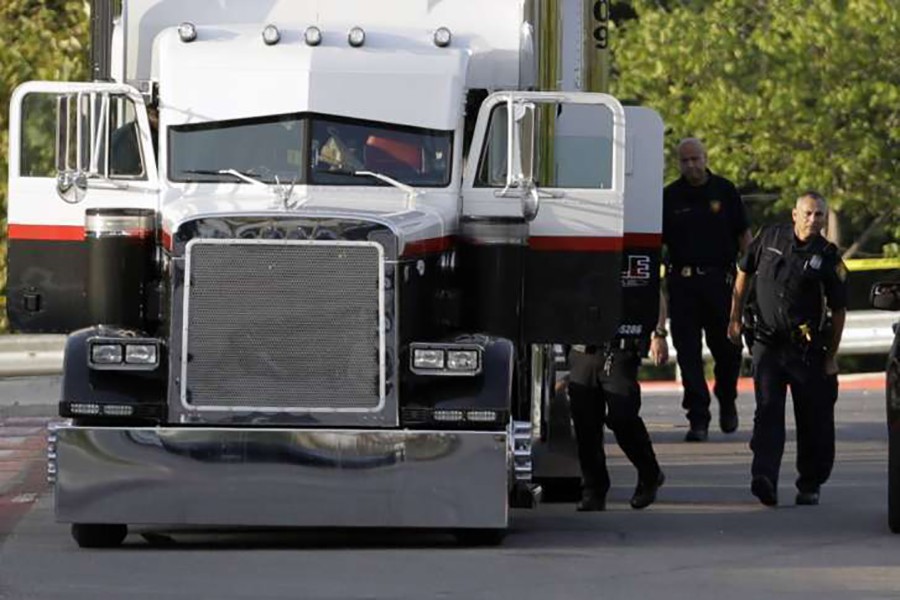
[792,191,827,242]
[676,138,709,186]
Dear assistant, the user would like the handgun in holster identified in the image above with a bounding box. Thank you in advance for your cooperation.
[741,302,759,352]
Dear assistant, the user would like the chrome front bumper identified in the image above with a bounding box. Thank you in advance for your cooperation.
[53,426,508,529]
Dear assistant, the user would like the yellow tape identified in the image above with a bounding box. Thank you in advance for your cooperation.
[844,257,900,271]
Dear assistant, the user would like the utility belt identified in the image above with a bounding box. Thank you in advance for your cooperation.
[753,321,830,354]
[571,338,640,355]
[667,264,733,279]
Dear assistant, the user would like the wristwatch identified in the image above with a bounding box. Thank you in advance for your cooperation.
[652,327,668,339]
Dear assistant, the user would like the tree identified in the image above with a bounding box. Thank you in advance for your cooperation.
[0,0,89,329]
[612,0,900,256]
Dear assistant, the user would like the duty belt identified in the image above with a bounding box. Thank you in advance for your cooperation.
[669,264,727,278]
[571,339,633,354]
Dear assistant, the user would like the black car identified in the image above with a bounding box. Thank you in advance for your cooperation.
[872,281,900,533]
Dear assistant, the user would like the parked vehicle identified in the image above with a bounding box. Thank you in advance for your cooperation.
[871,280,900,533]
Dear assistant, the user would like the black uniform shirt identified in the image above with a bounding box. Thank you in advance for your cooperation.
[663,171,749,268]
[740,223,847,334]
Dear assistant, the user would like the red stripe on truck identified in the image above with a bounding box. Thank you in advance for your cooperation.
[8,224,85,241]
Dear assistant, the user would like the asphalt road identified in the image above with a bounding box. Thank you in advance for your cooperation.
[0,376,897,600]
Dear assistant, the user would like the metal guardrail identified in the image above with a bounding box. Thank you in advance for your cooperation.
[668,309,897,360]
[0,310,895,376]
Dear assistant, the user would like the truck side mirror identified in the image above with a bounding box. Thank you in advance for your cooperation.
[872,281,900,311]
[53,90,136,200]
[55,94,69,173]
[56,170,88,204]
[55,94,87,203]
[506,99,537,220]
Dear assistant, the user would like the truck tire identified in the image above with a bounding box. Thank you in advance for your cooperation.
[454,528,506,546]
[890,428,900,534]
[71,523,128,548]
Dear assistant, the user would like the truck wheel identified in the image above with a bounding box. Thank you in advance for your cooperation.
[71,523,128,548]
[454,528,506,546]
[890,428,900,534]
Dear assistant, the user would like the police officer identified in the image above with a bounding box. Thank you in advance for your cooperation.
[663,138,752,441]
[568,294,668,511]
[728,191,846,507]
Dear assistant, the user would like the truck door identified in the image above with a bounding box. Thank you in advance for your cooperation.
[461,91,625,343]
[7,81,159,332]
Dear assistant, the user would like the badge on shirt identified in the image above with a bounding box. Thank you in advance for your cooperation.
[808,254,823,270]
[709,199,722,213]
[835,260,848,282]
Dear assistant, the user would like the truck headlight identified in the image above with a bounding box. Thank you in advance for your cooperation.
[413,349,444,370]
[410,343,482,376]
[447,350,478,371]
[88,337,161,370]
[125,344,158,365]
[91,344,123,364]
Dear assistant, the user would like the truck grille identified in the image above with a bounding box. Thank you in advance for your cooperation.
[182,240,384,412]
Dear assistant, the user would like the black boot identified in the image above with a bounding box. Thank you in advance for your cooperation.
[576,490,607,512]
[630,471,665,510]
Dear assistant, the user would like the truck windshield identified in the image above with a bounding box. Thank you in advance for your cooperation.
[169,113,452,187]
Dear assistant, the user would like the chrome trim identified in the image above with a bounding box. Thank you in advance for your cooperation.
[54,426,508,529]
[530,343,550,440]
[180,238,386,413]
[85,212,156,237]
[46,421,66,485]
[511,420,533,482]
[459,217,528,246]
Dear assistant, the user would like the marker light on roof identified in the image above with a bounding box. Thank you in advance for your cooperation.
[178,22,197,43]
[433,27,452,47]
[348,27,366,47]
[304,26,323,46]
[262,24,281,45]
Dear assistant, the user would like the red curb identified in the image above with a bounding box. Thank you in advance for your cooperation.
[641,373,886,393]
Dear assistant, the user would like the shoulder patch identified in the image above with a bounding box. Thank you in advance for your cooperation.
[835,260,848,282]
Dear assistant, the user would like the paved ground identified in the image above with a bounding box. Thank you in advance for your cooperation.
[0,417,49,547]
[0,375,896,600]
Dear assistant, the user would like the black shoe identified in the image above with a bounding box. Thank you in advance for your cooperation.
[795,490,820,506]
[751,476,778,507]
[576,493,607,512]
[684,427,708,442]
[719,407,739,434]
[630,471,665,510]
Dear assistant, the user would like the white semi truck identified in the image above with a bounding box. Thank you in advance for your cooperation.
[7,0,663,547]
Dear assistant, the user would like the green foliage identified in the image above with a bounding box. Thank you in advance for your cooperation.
[613,0,900,254]
[0,0,90,330]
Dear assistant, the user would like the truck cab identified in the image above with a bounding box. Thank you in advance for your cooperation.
[10,0,664,547]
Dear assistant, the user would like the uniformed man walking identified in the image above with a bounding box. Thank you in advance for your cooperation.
[728,191,847,507]
[568,296,668,511]
[662,138,752,441]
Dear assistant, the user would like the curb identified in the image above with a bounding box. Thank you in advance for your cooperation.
[640,373,886,394]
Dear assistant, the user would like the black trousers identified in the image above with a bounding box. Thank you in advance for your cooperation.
[568,349,660,496]
[750,341,838,493]
[668,271,742,428]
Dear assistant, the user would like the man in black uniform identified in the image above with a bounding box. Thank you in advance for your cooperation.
[568,298,668,511]
[663,138,751,442]
[728,191,846,507]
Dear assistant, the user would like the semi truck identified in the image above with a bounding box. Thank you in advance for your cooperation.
[7,0,663,547]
